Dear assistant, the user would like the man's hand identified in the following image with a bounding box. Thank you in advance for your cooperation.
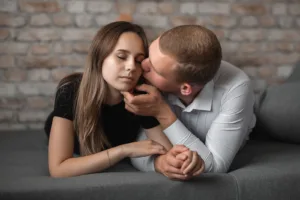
[176,151,205,176]
[154,145,194,180]
[122,84,177,129]
[122,84,167,117]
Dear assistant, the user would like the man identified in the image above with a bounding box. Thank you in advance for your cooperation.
[122,25,256,180]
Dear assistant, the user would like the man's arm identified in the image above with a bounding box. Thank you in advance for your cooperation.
[130,81,255,173]
[162,80,255,172]
[130,129,157,172]
[130,129,196,180]
[122,84,178,129]
[125,85,189,173]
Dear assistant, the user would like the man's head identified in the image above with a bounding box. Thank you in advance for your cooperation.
[142,25,222,96]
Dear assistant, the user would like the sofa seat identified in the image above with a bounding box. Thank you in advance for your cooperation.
[0,130,299,200]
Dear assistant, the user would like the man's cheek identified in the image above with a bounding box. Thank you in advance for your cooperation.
[142,73,154,85]
[155,80,169,91]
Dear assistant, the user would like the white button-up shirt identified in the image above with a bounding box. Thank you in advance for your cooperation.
[131,61,256,173]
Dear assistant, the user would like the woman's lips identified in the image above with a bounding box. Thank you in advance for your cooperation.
[119,76,134,82]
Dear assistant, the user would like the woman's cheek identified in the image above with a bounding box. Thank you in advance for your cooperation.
[136,68,142,79]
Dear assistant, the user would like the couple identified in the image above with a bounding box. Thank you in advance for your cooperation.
[44,21,256,180]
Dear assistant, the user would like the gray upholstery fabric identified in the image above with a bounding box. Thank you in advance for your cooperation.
[286,61,300,83]
[256,82,300,143]
[230,140,300,200]
[0,131,236,200]
[255,82,300,144]
[253,62,300,144]
[1,130,300,200]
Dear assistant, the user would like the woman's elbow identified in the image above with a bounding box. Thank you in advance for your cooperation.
[49,169,61,178]
[49,162,71,178]
[49,166,66,178]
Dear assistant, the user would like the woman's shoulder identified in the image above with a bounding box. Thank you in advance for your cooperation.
[52,73,82,120]
[56,73,82,97]
[54,73,82,107]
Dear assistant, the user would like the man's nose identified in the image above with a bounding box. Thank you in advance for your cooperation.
[142,59,150,72]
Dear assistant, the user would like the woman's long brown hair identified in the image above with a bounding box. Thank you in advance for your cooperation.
[57,21,149,155]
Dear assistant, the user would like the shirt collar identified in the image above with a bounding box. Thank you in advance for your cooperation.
[167,80,214,112]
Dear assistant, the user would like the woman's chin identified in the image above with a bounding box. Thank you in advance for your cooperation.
[119,87,134,93]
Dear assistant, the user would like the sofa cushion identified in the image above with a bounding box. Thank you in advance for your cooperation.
[1,130,300,200]
[0,130,237,200]
[230,140,300,200]
[255,82,300,144]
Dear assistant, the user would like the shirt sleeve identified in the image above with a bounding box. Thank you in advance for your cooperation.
[132,81,256,173]
[52,83,77,121]
[130,129,156,171]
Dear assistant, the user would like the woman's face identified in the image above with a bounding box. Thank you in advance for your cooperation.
[102,32,145,93]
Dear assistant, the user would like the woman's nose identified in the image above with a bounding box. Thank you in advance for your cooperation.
[125,60,136,72]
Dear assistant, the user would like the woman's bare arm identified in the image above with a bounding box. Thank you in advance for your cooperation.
[48,117,166,178]
[145,125,172,151]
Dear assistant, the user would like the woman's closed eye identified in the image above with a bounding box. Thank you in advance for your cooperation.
[135,60,142,64]
[117,55,142,65]
[117,54,126,60]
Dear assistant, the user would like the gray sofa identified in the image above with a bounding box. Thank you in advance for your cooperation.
[1,63,300,200]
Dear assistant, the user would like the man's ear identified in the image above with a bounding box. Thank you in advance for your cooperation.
[180,83,193,96]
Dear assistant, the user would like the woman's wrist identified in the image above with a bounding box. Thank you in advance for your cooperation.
[118,144,129,158]
[102,145,128,167]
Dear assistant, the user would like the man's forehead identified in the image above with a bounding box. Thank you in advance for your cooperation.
[150,39,177,68]
[149,38,159,53]
[149,38,165,62]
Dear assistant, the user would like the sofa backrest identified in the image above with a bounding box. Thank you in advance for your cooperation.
[250,61,300,144]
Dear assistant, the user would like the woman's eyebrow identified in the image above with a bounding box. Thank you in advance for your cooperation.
[117,49,145,57]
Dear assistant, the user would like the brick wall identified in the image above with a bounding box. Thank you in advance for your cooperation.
[0,0,300,130]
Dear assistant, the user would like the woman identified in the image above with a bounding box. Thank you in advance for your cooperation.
[44,21,172,178]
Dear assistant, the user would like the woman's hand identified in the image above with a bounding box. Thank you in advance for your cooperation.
[122,140,167,158]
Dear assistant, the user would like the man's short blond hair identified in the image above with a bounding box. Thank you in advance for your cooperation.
[159,25,222,85]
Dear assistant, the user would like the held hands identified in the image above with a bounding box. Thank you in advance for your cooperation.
[176,150,205,177]
[155,145,205,180]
